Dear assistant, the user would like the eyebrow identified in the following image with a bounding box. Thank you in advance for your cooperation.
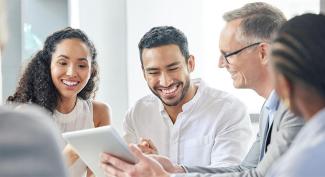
[57,55,69,59]
[144,61,181,72]
[166,61,181,68]
[145,67,159,72]
[57,55,88,61]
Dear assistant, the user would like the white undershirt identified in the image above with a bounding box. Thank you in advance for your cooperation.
[53,98,94,177]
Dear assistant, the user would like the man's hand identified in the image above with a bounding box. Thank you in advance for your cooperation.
[138,138,158,154]
[100,144,170,177]
[150,155,185,173]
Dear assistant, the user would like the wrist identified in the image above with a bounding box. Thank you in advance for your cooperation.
[173,165,185,173]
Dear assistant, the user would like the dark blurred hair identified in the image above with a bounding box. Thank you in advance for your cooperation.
[138,26,190,68]
[271,13,325,99]
[7,27,98,114]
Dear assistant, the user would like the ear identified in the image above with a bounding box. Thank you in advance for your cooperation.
[258,43,270,65]
[187,55,195,72]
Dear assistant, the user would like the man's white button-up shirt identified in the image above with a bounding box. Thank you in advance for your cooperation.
[123,79,253,167]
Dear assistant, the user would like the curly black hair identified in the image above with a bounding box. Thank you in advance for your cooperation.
[7,27,99,114]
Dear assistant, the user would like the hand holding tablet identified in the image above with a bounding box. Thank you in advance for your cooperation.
[63,126,137,177]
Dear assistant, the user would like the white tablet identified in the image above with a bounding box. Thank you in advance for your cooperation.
[63,126,137,177]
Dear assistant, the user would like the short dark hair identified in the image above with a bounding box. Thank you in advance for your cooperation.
[272,13,325,99]
[138,26,190,67]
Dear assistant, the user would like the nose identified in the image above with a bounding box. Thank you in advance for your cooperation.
[218,55,227,68]
[159,72,173,87]
[66,65,76,77]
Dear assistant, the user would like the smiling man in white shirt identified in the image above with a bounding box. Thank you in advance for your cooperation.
[123,26,253,167]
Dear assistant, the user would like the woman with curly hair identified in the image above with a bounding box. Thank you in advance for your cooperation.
[7,27,111,177]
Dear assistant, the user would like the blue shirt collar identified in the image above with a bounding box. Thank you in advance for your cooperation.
[265,90,280,112]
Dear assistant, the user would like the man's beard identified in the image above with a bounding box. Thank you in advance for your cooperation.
[149,77,191,107]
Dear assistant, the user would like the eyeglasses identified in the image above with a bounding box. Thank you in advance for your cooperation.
[222,42,261,64]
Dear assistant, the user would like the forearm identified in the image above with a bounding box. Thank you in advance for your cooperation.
[172,168,262,177]
[184,165,244,174]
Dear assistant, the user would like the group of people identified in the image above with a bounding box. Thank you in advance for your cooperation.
[1,1,325,177]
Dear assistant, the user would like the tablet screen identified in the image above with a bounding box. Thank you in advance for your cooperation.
[63,126,137,177]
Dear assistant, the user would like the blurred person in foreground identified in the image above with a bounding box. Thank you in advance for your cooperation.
[0,0,68,176]
[266,13,325,177]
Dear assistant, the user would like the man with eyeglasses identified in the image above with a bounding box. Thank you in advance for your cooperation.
[100,2,304,177]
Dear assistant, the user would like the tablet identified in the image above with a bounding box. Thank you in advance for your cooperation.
[63,126,137,177]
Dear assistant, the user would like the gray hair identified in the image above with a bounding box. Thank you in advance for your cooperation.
[223,2,286,44]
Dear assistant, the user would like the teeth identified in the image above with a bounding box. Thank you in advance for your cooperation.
[63,80,78,86]
[161,85,178,94]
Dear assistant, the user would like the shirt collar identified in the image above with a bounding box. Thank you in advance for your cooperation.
[158,78,204,113]
[265,90,280,112]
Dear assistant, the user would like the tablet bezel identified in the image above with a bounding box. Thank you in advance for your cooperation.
[63,126,137,177]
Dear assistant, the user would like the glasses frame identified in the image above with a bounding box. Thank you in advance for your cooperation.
[222,42,261,64]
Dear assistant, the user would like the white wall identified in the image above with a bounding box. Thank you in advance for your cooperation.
[321,0,325,13]
[0,0,6,103]
[74,0,128,133]
[1,0,22,103]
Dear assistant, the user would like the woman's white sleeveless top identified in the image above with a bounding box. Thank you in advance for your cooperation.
[53,98,94,177]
